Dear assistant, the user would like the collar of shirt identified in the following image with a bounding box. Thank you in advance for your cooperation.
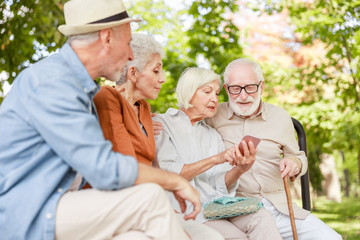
[225,100,267,121]
[60,43,100,97]
[166,107,211,127]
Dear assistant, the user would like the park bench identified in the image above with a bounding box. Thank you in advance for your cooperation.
[292,118,311,211]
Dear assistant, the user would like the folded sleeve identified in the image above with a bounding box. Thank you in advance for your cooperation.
[210,163,237,197]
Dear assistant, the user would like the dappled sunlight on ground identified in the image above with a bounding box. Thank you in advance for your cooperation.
[294,196,360,240]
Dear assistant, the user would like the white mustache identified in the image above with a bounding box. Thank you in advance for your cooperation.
[234,96,255,103]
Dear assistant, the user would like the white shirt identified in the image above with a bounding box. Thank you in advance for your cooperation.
[154,108,237,222]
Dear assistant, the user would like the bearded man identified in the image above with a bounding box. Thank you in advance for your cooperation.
[205,58,342,240]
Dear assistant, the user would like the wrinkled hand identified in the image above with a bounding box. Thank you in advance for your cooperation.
[279,156,302,181]
[216,147,238,165]
[232,141,256,173]
[151,113,163,136]
[172,180,201,220]
[216,141,256,173]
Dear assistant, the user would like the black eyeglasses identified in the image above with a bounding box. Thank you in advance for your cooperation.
[226,82,261,95]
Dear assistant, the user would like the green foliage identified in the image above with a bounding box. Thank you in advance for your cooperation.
[286,0,360,192]
[307,146,324,193]
[334,149,360,198]
[0,0,66,83]
[187,0,243,74]
[294,196,360,239]
[289,101,339,191]
[0,0,67,102]
[182,0,245,105]
[285,0,360,107]
[125,0,197,113]
[312,197,360,240]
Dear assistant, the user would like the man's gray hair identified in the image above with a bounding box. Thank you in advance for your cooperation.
[117,33,165,85]
[176,67,221,109]
[67,31,100,46]
[223,58,264,84]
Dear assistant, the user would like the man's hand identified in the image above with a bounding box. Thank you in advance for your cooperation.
[224,141,256,191]
[135,163,201,220]
[172,180,201,220]
[233,141,256,173]
[279,156,302,181]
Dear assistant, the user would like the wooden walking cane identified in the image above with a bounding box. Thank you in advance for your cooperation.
[283,176,298,240]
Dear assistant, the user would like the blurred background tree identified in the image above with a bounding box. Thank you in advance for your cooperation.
[0,0,67,104]
[250,0,360,196]
[1,0,359,200]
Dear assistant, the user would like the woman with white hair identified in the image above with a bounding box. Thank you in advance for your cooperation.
[93,34,224,240]
[154,67,282,240]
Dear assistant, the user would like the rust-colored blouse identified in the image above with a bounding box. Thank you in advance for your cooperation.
[94,86,155,165]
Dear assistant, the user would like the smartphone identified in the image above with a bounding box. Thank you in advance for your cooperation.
[238,135,261,155]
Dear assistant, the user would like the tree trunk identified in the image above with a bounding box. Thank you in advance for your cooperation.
[358,147,360,183]
[341,151,350,197]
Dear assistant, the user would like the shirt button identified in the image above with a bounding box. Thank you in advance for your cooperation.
[84,88,88,92]
[46,213,52,219]
[57,188,63,193]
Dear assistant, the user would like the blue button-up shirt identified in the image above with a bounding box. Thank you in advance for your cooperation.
[0,43,138,240]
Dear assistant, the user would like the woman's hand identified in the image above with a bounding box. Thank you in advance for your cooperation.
[215,140,257,170]
[181,140,257,181]
[215,147,238,165]
[151,113,163,135]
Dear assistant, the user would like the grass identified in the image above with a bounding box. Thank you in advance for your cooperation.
[295,197,360,240]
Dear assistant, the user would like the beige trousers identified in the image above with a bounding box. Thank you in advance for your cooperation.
[204,208,282,240]
[177,215,224,240]
[55,183,189,240]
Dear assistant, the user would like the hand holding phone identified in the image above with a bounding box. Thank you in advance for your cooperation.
[238,135,261,155]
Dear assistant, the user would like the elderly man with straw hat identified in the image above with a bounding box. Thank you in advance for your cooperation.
[0,0,216,239]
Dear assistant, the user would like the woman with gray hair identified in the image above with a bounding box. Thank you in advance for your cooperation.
[94,33,165,166]
[93,34,224,240]
[154,67,282,240]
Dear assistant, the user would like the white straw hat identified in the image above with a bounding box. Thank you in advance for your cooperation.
[58,0,141,36]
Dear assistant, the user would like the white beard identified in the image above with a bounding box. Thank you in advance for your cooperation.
[229,93,261,117]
